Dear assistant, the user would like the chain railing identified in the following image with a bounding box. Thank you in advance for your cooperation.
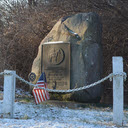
[0,71,127,93]
[1,57,126,126]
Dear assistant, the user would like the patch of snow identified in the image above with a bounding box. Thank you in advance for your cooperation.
[0,100,128,128]
[15,88,31,97]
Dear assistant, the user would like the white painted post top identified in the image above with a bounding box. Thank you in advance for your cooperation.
[112,57,123,72]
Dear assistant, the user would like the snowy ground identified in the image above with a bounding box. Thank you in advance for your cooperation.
[0,90,128,128]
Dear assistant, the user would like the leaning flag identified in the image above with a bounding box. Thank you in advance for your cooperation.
[32,72,50,104]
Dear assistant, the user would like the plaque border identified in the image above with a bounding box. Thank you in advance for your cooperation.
[41,42,70,90]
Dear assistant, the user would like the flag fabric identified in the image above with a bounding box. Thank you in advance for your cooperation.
[32,72,50,104]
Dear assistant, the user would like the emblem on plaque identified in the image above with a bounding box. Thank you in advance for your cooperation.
[28,72,36,82]
[48,48,65,65]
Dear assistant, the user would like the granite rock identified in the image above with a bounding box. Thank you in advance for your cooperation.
[31,12,103,102]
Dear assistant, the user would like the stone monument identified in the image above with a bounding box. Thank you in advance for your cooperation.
[29,12,103,102]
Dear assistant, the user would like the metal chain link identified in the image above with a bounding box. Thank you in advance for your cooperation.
[109,72,127,81]
[0,72,4,75]
[0,71,127,93]
[14,73,36,87]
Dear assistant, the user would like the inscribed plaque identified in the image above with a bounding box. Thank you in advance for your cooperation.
[41,42,70,90]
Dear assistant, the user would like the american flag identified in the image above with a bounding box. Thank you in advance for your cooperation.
[32,72,50,104]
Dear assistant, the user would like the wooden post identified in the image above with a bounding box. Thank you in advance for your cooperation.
[112,57,123,126]
[3,70,16,118]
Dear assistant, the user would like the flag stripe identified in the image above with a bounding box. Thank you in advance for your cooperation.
[39,89,45,101]
[42,90,46,101]
[37,80,44,82]
[38,85,45,87]
[35,90,39,104]
[37,89,43,103]
[37,81,44,83]
[36,90,41,104]
[32,89,38,104]
[37,83,45,85]
[37,81,45,83]
[37,84,45,86]
[45,83,50,99]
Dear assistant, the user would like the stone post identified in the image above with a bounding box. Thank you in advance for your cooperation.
[3,70,16,118]
[112,57,123,126]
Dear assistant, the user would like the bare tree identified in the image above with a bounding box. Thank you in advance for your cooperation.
[0,0,128,103]
[28,0,37,6]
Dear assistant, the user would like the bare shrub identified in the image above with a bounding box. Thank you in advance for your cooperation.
[0,0,128,103]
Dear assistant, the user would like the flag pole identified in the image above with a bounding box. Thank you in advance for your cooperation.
[43,44,45,84]
[41,44,45,83]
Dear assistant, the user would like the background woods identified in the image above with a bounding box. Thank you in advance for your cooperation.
[0,0,128,104]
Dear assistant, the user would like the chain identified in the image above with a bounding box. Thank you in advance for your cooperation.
[14,73,36,87]
[0,72,4,75]
[38,73,113,93]
[113,72,127,81]
[0,71,127,93]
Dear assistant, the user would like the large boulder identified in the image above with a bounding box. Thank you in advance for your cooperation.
[30,12,103,103]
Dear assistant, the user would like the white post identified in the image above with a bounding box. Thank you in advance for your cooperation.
[3,70,16,118]
[112,57,123,126]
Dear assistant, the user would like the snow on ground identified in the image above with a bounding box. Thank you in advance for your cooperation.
[0,89,128,128]
[0,101,128,128]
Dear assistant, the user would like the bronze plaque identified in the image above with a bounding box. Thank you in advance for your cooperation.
[41,42,70,90]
